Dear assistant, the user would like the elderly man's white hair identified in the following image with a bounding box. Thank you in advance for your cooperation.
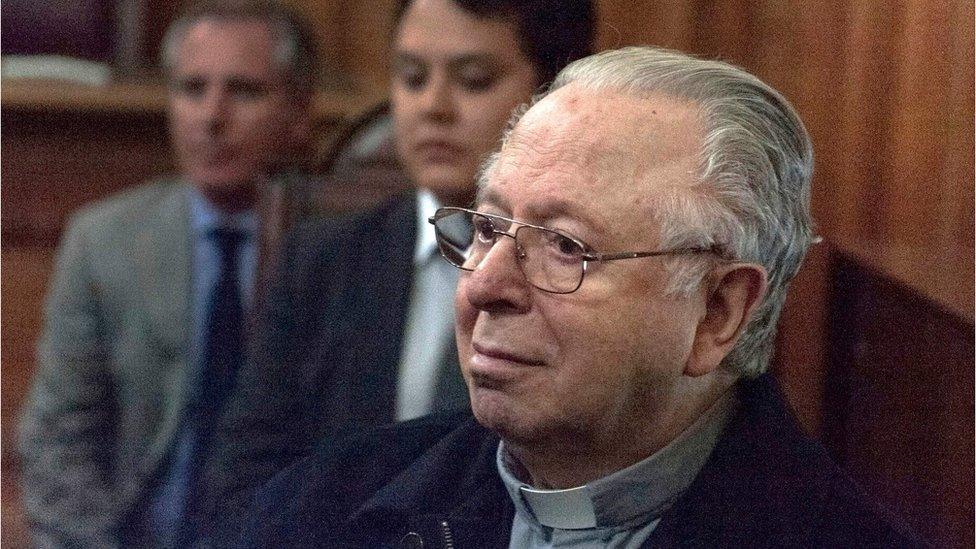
[479,45,815,377]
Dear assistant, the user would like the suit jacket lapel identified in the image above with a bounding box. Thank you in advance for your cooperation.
[314,194,417,425]
[353,194,416,421]
[134,181,193,468]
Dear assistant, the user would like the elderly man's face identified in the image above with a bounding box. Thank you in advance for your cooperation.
[455,85,709,452]
[167,18,308,209]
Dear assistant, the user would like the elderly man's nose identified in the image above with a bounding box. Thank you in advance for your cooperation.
[463,237,531,313]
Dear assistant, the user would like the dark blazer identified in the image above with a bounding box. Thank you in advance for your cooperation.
[238,374,925,549]
[201,192,469,542]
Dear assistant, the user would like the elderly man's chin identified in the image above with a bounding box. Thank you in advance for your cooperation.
[466,382,549,444]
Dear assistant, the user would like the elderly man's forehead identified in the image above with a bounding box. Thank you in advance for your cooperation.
[489,85,704,197]
[508,86,700,165]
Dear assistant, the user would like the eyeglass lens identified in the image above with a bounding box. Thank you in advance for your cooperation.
[433,210,586,293]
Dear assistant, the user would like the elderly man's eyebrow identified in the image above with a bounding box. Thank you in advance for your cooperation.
[523,199,607,234]
[475,187,509,210]
[476,187,606,234]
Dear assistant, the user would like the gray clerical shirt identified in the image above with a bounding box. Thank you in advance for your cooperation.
[497,389,738,549]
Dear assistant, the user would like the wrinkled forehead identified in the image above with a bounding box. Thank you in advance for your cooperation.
[481,85,704,224]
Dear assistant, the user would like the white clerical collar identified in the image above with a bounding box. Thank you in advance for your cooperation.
[519,484,597,529]
[497,387,739,531]
[413,189,441,267]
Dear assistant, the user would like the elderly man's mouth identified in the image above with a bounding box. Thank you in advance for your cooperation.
[469,341,545,383]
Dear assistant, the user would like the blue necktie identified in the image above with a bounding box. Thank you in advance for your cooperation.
[198,228,246,424]
[180,227,247,543]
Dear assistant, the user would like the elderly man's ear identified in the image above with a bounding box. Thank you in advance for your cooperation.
[685,263,768,377]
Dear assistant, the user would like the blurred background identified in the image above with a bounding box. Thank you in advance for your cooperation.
[2,0,973,547]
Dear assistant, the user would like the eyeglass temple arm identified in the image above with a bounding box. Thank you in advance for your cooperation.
[587,236,824,263]
[584,245,725,263]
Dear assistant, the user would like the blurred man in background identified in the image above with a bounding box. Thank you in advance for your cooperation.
[17,1,317,546]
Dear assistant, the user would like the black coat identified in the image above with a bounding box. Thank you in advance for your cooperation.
[237,374,924,548]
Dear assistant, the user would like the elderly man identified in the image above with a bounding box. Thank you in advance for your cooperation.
[17,1,317,547]
[239,46,920,548]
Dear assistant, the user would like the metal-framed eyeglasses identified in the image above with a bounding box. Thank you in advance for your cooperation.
[428,206,725,294]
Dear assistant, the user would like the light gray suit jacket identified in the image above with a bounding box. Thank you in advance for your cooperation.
[18,179,195,548]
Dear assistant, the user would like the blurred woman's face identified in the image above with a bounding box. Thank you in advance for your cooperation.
[391,0,538,206]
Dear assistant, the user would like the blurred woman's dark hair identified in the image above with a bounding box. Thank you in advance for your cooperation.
[393,0,597,86]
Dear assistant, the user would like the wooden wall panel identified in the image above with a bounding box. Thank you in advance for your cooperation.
[1,109,173,246]
[948,0,976,248]
[284,0,347,87]
[593,1,696,52]
[285,0,397,95]
[827,256,974,548]
[827,0,973,321]
[334,0,398,95]
[266,1,407,95]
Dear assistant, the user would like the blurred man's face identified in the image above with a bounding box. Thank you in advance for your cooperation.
[391,0,538,206]
[167,18,308,210]
[455,85,709,459]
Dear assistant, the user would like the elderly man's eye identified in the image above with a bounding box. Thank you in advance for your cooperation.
[473,216,496,243]
[557,235,581,256]
[543,231,583,261]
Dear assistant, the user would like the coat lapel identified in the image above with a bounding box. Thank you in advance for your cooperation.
[133,182,194,470]
[643,375,816,548]
[317,195,418,425]
[350,418,514,548]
